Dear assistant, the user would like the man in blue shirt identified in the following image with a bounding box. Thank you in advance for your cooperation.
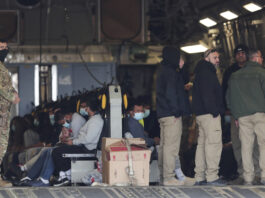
[127,98,159,147]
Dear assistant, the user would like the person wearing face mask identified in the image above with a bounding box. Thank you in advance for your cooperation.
[0,40,20,187]
[156,46,192,186]
[14,108,86,187]
[52,97,103,186]
[137,95,160,139]
[127,98,159,148]
[79,101,89,120]
[61,106,86,139]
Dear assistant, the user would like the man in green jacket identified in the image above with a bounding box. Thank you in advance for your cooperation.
[226,49,265,185]
[0,40,20,187]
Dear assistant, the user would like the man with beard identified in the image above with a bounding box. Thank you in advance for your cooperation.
[192,48,225,186]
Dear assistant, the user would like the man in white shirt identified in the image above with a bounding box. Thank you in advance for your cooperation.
[52,97,104,186]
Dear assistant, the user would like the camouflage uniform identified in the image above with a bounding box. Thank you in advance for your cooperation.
[0,61,15,163]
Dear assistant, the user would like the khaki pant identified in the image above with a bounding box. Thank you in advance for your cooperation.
[158,116,182,181]
[195,114,222,182]
[230,116,260,177]
[238,113,265,183]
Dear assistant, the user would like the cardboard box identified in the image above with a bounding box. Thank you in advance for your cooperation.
[102,138,151,186]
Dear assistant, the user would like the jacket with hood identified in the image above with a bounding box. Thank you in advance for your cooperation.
[192,59,224,117]
[156,46,191,119]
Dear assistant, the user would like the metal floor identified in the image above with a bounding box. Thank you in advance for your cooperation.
[1,185,265,198]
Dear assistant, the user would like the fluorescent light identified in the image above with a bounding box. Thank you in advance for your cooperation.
[243,3,262,12]
[51,65,58,102]
[199,18,217,27]
[181,44,208,54]
[220,11,238,20]
[34,65,40,106]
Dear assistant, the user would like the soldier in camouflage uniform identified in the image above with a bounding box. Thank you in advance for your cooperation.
[0,41,20,187]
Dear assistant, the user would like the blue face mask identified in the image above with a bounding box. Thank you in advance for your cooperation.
[80,108,88,116]
[133,112,144,121]
[143,109,150,118]
[49,115,55,125]
[63,121,70,129]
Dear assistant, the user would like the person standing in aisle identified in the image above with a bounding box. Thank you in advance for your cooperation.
[192,48,226,186]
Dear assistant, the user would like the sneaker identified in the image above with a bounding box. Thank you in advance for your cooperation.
[163,178,184,186]
[30,180,50,187]
[207,178,226,186]
[194,180,207,186]
[0,178,12,187]
[53,178,70,187]
[16,177,32,187]
[261,180,265,185]
[183,177,195,186]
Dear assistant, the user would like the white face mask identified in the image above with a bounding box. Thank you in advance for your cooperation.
[143,109,150,118]
[133,112,144,120]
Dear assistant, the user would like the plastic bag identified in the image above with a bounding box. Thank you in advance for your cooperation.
[82,169,102,185]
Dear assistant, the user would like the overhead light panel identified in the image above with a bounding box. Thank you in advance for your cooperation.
[181,44,208,54]
[199,18,217,27]
[220,10,238,20]
[243,3,262,12]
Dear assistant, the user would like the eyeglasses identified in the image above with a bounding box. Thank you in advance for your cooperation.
[204,48,218,58]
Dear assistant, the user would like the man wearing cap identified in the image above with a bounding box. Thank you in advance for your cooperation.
[222,44,260,184]
[226,49,265,185]
[192,48,225,186]
[156,46,192,186]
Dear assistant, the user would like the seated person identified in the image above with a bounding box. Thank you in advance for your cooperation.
[58,107,86,141]
[137,95,160,139]
[35,112,54,145]
[79,99,89,120]
[16,108,88,187]
[126,98,159,147]
[23,114,40,148]
[17,127,75,187]
[51,97,104,186]
[50,110,65,146]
